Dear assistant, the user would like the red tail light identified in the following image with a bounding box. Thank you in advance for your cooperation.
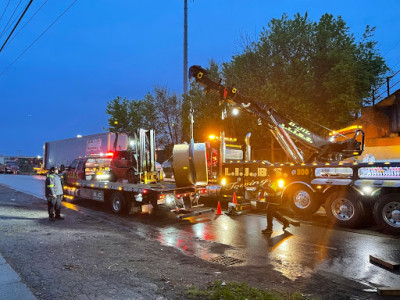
[142,189,148,194]
[106,152,114,157]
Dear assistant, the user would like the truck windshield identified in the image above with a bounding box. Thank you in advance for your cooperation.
[86,158,112,168]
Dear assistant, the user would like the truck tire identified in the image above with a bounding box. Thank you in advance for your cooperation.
[109,192,128,214]
[108,172,117,182]
[127,169,138,184]
[373,193,400,234]
[287,185,320,216]
[325,190,364,228]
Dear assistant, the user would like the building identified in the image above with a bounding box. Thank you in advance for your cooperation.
[346,89,400,161]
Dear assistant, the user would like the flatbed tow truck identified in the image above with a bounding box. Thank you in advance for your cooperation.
[61,129,212,219]
[189,65,400,234]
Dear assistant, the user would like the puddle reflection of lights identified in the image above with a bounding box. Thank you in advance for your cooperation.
[194,223,204,238]
[62,202,79,211]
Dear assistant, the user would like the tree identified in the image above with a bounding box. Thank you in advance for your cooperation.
[153,86,182,145]
[106,87,182,155]
[223,13,387,135]
[106,95,159,137]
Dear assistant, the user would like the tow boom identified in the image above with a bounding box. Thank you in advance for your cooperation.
[189,65,364,163]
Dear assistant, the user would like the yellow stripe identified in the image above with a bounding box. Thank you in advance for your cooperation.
[47,184,54,187]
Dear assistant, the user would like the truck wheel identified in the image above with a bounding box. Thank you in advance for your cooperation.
[325,191,364,228]
[373,193,400,234]
[287,185,320,216]
[109,172,117,182]
[127,169,138,184]
[109,192,127,214]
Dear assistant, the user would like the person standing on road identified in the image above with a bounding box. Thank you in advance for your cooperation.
[45,167,64,221]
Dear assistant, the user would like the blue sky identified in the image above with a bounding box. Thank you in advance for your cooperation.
[0,0,399,156]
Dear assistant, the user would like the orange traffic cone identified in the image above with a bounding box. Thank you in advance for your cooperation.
[216,201,222,215]
[232,192,237,205]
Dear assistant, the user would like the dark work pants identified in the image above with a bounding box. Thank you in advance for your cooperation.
[266,203,288,229]
[47,195,62,218]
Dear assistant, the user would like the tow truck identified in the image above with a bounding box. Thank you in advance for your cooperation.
[189,65,400,234]
[62,129,211,218]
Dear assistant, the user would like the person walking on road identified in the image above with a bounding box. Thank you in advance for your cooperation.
[45,167,64,221]
[259,180,290,234]
[262,202,290,234]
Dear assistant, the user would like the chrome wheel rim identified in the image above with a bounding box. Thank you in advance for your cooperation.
[332,197,354,221]
[382,201,400,228]
[293,190,311,209]
[112,199,121,212]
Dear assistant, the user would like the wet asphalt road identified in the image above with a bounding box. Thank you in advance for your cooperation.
[1,174,399,292]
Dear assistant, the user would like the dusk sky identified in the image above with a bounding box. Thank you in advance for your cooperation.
[0,0,399,157]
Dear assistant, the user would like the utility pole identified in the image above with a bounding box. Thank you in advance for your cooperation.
[386,76,393,97]
[183,0,188,95]
[184,0,194,140]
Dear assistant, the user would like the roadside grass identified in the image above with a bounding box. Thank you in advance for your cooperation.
[185,281,308,299]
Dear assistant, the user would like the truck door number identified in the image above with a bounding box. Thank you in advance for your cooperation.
[92,190,104,201]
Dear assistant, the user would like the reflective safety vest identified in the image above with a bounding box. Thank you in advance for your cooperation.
[45,174,63,197]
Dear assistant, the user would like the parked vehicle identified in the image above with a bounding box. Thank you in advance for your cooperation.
[66,151,139,183]
[3,161,19,174]
[161,157,174,179]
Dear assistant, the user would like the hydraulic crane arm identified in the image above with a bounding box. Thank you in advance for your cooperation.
[189,65,364,163]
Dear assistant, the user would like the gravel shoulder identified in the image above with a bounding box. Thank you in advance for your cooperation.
[0,184,383,299]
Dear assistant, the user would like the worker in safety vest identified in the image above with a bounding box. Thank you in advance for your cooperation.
[261,181,290,234]
[45,167,64,221]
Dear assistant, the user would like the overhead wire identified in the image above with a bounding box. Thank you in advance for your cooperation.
[0,0,11,24]
[1,0,32,43]
[0,0,33,54]
[8,0,49,44]
[0,0,79,77]
[0,0,22,39]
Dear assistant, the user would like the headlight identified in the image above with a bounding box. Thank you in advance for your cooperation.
[221,178,227,186]
[362,186,372,195]
[165,194,175,206]
[277,179,285,189]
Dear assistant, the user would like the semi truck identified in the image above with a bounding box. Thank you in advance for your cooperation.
[190,65,400,234]
[43,132,129,170]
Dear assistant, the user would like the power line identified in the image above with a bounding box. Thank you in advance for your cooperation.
[0,0,79,77]
[1,0,31,42]
[0,0,33,54]
[0,0,22,39]
[0,0,11,24]
[9,0,49,44]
